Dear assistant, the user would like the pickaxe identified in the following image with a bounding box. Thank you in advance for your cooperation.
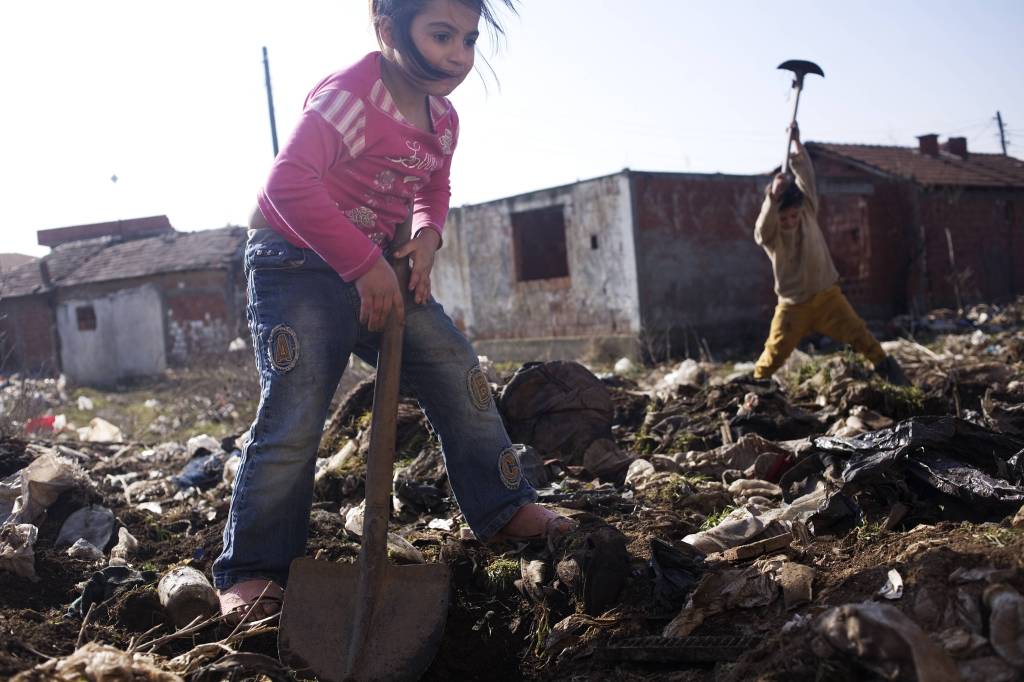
[778,59,824,175]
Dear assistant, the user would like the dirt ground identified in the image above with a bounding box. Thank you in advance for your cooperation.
[2,300,1024,681]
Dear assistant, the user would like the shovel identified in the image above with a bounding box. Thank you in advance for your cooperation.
[279,218,451,681]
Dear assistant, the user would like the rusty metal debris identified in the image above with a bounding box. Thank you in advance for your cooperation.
[598,635,762,663]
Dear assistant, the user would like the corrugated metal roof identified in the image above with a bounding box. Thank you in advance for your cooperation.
[810,143,1024,188]
[0,227,245,299]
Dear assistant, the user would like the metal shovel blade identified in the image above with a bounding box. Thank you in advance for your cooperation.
[279,557,450,681]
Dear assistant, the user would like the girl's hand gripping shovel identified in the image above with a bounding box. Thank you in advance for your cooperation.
[278,217,450,681]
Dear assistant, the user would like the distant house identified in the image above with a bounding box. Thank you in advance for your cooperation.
[433,136,1024,362]
[0,253,37,273]
[0,216,246,384]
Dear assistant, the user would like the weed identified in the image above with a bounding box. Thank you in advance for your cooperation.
[634,434,659,455]
[876,381,926,415]
[682,473,711,487]
[492,361,522,380]
[854,522,886,544]
[640,474,690,505]
[781,356,830,393]
[700,505,736,531]
[671,432,697,452]
[531,604,552,658]
[484,558,520,592]
[980,526,1017,548]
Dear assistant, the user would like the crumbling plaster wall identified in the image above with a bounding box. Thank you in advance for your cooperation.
[435,173,642,343]
[56,284,166,385]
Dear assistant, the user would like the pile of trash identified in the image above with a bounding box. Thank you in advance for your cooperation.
[2,299,1024,681]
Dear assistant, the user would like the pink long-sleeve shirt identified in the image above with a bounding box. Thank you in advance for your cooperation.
[256,51,458,281]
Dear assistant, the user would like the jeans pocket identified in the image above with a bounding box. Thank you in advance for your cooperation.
[245,234,307,272]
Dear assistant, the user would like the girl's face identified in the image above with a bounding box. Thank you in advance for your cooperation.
[387,0,480,96]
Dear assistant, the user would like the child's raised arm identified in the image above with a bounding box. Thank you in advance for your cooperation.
[754,178,781,246]
[789,125,818,212]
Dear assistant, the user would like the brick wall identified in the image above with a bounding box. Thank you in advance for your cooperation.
[0,294,58,375]
[918,188,1024,308]
[631,172,776,355]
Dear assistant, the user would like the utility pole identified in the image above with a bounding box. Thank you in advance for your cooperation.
[263,46,280,157]
[996,111,1008,156]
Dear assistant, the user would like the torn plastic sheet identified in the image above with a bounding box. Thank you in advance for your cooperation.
[170,452,226,491]
[983,584,1024,668]
[67,565,159,619]
[796,417,1024,531]
[878,569,904,600]
[5,452,93,526]
[813,601,960,682]
[56,505,115,551]
[663,564,779,638]
[649,538,705,608]
[0,523,39,579]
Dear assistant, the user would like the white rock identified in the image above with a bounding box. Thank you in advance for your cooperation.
[77,418,123,443]
[67,538,104,561]
[186,434,220,457]
[613,357,635,375]
[624,458,656,488]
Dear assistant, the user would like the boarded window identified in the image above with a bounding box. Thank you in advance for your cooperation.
[512,206,569,281]
[76,305,97,331]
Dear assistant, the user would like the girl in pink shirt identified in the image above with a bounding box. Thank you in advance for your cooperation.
[213,0,573,623]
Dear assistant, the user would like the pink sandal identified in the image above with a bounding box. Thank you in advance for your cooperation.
[218,579,284,626]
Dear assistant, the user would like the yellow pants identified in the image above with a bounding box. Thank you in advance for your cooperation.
[753,285,885,379]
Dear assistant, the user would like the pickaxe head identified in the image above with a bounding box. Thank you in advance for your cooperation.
[778,59,824,88]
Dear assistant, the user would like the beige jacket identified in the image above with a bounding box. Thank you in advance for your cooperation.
[754,146,839,305]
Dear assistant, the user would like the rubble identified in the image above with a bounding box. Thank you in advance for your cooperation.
[2,298,1024,680]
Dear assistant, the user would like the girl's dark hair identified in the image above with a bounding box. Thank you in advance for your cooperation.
[779,182,804,212]
[369,0,517,81]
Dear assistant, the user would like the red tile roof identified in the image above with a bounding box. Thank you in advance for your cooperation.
[809,143,1024,188]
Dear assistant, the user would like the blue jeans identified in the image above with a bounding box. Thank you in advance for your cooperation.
[212,229,536,589]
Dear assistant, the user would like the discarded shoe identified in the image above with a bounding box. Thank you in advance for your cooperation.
[553,522,630,615]
[874,355,910,386]
[217,579,283,626]
[730,371,774,388]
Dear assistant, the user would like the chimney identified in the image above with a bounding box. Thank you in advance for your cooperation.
[39,260,52,288]
[917,133,939,157]
[943,136,968,159]
[37,215,174,249]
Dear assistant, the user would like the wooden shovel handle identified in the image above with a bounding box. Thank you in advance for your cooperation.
[361,217,413,560]
[345,217,414,677]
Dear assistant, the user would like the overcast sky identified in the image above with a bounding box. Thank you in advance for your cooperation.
[3,0,1022,257]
